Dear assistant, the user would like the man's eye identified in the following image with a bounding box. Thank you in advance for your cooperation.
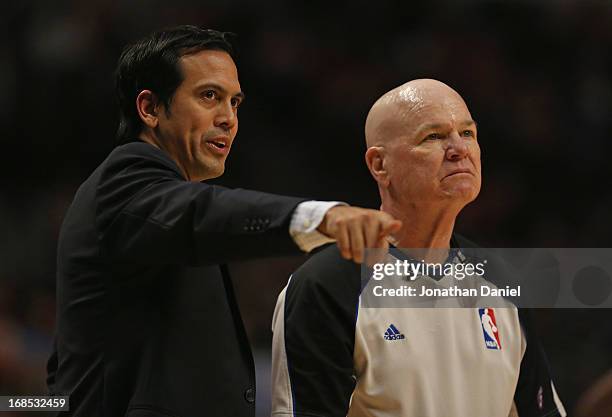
[230,97,242,108]
[461,130,475,137]
[202,90,217,100]
[427,133,441,140]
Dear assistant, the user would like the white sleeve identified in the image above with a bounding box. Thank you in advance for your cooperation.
[289,200,346,252]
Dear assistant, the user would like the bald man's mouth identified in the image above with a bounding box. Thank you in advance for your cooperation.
[443,169,473,179]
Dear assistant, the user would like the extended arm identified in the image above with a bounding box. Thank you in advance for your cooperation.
[96,144,305,265]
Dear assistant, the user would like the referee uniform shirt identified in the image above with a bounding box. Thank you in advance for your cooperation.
[271,241,566,417]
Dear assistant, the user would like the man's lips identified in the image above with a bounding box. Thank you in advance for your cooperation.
[443,169,473,179]
[205,136,231,155]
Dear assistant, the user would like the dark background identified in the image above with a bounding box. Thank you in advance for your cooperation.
[1,0,611,415]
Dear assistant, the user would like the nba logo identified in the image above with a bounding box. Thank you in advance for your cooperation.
[478,308,502,350]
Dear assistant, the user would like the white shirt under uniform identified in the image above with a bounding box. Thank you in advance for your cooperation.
[271,239,566,417]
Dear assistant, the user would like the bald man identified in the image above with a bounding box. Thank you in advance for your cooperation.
[270,80,566,417]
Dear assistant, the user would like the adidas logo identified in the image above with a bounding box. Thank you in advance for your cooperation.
[384,324,405,341]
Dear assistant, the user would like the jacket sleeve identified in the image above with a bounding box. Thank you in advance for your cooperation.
[95,143,307,265]
[271,245,361,417]
[513,309,567,417]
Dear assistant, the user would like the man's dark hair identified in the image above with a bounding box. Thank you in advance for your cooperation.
[115,25,236,143]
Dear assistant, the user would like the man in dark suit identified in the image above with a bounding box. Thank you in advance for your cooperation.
[46,26,401,417]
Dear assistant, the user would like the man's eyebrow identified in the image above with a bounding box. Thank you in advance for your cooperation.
[417,119,478,134]
[415,122,448,137]
[419,122,446,131]
[195,82,245,100]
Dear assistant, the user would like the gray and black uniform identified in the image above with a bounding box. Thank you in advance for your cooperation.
[271,239,566,417]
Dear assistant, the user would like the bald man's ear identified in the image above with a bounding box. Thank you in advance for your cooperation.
[135,90,161,129]
[365,146,390,187]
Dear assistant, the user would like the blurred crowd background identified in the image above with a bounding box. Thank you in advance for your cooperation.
[1,0,612,415]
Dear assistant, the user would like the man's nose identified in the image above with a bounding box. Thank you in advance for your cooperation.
[214,100,237,130]
[445,131,469,160]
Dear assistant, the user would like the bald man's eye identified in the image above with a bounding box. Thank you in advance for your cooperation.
[461,129,475,138]
[426,133,442,140]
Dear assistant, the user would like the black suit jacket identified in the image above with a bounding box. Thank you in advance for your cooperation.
[47,141,306,417]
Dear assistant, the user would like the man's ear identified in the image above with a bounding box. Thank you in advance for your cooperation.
[135,90,160,129]
[365,146,390,187]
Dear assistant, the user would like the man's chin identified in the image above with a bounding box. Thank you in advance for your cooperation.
[193,161,225,182]
[441,185,480,202]
[204,166,225,181]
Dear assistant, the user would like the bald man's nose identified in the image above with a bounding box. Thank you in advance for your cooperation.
[445,132,469,160]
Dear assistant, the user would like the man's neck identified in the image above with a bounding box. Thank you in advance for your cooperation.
[382,200,460,249]
[138,131,162,150]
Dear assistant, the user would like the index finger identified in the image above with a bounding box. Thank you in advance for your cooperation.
[380,219,402,237]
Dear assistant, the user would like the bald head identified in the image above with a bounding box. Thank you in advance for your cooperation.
[363,78,481,214]
[365,79,470,147]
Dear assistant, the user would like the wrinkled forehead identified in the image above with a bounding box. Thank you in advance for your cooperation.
[374,89,472,141]
[407,97,472,129]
